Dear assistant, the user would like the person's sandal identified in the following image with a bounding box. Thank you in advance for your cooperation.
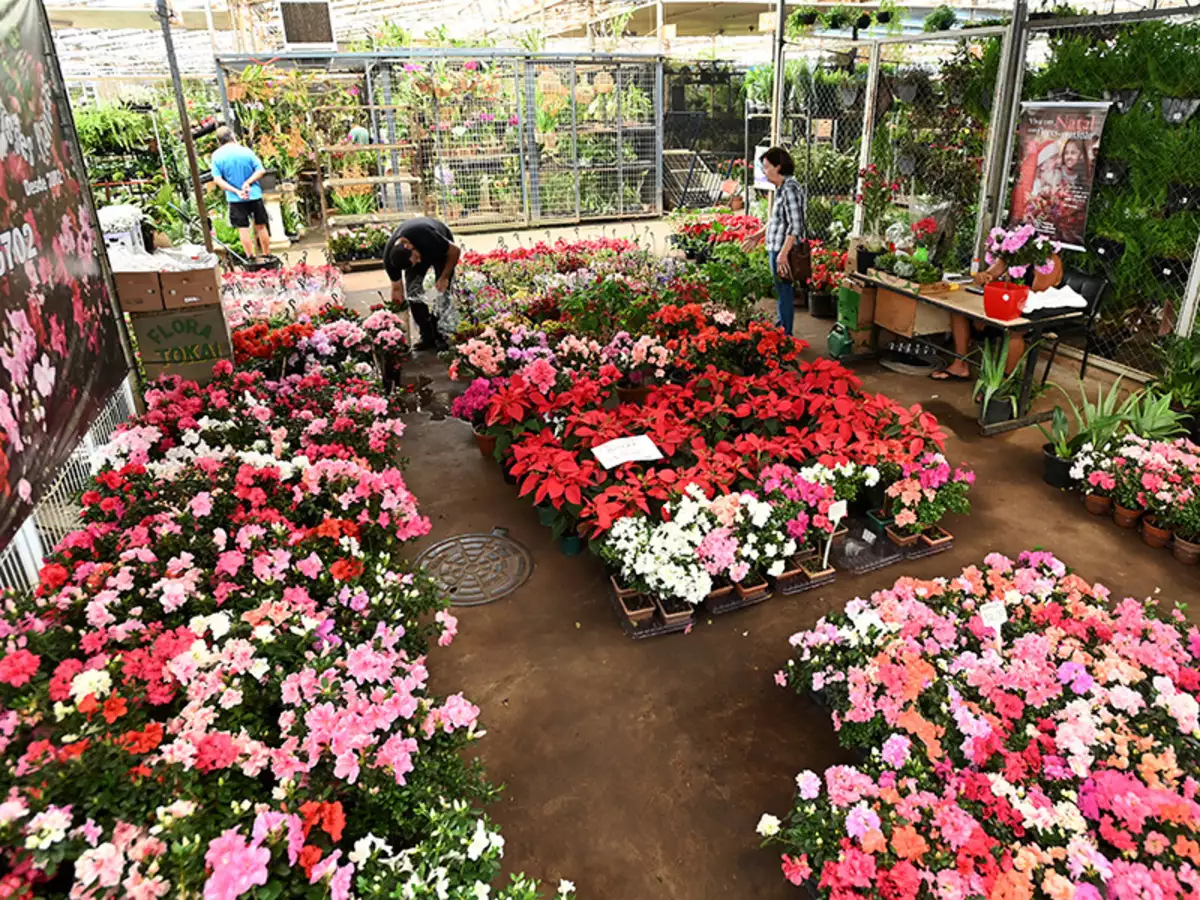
[930,369,971,382]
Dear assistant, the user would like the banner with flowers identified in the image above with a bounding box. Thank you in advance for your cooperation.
[0,0,127,544]
[1009,101,1111,249]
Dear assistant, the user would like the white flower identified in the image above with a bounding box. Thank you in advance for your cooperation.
[69,669,113,704]
[768,559,785,577]
[756,813,781,837]
[558,880,576,896]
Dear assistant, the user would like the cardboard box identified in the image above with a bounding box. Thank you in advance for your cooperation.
[160,266,221,310]
[131,306,232,382]
[873,286,952,337]
[113,271,164,313]
[837,278,877,329]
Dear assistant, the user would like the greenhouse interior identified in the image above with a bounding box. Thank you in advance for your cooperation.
[3,0,1200,897]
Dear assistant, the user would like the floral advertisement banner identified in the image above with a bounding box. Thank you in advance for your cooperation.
[1009,101,1111,250]
[0,0,127,544]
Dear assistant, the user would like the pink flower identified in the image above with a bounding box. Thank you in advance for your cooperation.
[774,670,788,687]
[729,561,750,583]
[202,829,270,900]
[296,553,323,578]
[881,734,911,768]
[189,492,213,517]
[75,842,124,888]
[435,610,458,647]
[781,854,811,886]
[796,770,821,800]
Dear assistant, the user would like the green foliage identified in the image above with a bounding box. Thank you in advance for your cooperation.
[700,243,775,315]
[332,190,378,216]
[1150,333,1200,412]
[1046,377,1130,455]
[74,104,152,155]
[973,335,1023,416]
[1038,406,1074,458]
[786,5,820,37]
[1120,388,1188,439]
[820,5,859,30]
[923,4,958,32]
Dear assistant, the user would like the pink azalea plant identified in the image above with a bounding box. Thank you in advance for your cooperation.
[884,453,974,535]
[764,551,1200,899]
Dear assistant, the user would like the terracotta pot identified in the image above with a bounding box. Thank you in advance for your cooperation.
[1173,534,1200,566]
[705,581,735,603]
[799,560,835,582]
[1083,493,1112,516]
[920,525,954,550]
[771,558,809,594]
[610,575,655,624]
[1112,503,1142,529]
[1141,515,1172,550]
[655,594,694,627]
[616,384,652,406]
[735,574,770,601]
[885,524,920,548]
[473,430,497,458]
[1031,253,1064,293]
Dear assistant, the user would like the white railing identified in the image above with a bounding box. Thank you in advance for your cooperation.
[0,376,138,593]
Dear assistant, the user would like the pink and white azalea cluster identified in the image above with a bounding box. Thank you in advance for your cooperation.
[764,551,1200,899]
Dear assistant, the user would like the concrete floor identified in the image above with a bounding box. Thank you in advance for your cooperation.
[392,305,1199,898]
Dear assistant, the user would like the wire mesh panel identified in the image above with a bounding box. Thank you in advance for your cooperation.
[779,38,867,245]
[616,62,659,218]
[571,60,623,220]
[663,62,747,209]
[1019,13,1200,376]
[865,32,1003,272]
[530,60,578,222]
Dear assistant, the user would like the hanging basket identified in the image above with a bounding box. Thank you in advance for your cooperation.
[1107,88,1140,115]
[1097,158,1128,187]
[594,72,615,95]
[896,154,917,177]
[1162,97,1200,126]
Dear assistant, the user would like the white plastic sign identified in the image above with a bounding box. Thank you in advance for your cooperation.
[592,435,663,470]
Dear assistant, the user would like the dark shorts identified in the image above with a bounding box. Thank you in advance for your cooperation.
[229,198,268,228]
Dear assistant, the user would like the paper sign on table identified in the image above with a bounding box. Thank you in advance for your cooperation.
[591,435,664,470]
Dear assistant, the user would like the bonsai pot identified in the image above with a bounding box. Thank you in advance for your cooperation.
[1173,534,1200,566]
[655,594,694,627]
[920,525,954,550]
[616,384,652,405]
[1112,503,1142,529]
[808,291,836,319]
[735,573,770,601]
[980,398,1015,426]
[1084,493,1112,516]
[1141,515,1172,550]
[885,524,920,548]
[611,575,655,624]
[1042,444,1073,490]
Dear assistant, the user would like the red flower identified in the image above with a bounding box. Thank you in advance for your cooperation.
[0,649,40,687]
[102,695,128,724]
[329,558,364,581]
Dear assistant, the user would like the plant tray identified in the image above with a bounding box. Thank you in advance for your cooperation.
[866,269,951,296]
[706,584,774,615]
[903,530,956,560]
[605,578,693,640]
[831,527,905,575]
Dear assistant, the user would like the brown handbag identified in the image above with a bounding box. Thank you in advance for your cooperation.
[779,240,811,286]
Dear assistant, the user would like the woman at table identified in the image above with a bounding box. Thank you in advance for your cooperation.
[741,147,808,335]
[931,264,1061,381]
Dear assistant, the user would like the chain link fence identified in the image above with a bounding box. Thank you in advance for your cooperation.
[1018,11,1200,377]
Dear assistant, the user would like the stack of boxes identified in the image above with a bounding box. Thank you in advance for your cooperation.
[112,264,233,384]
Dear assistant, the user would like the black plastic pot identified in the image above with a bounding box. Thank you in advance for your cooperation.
[874,10,892,23]
[1166,183,1197,215]
[855,13,872,30]
[1152,256,1188,284]
[856,247,881,275]
[808,291,835,319]
[980,398,1015,426]
[796,11,818,25]
[1097,158,1128,187]
[1042,444,1074,490]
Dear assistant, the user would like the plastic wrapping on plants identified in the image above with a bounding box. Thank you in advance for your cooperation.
[1161,96,1200,126]
[1107,87,1141,115]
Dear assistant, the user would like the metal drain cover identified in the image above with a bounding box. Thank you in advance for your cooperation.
[415,530,533,606]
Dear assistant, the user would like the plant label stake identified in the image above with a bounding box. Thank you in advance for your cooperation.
[979,599,1007,649]
[822,501,848,571]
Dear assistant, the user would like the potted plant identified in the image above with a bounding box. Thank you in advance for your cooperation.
[806,243,847,319]
[450,377,501,457]
[981,223,1061,290]
[606,568,656,624]
[974,336,1020,426]
[883,455,973,548]
[922,3,957,32]
[854,164,899,270]
[819,5,856,31]
[786,4,819,35]
[1037,407,1075,489]
[1070,442,1116,516]
[1166,494,1200,565]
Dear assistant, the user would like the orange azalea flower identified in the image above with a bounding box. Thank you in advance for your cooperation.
[990,870,1035,900]
[891,825,928,862]
[897,707,943,760]
[861,829,887,854]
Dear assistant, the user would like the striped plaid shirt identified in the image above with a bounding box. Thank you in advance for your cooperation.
[766,176,807,252]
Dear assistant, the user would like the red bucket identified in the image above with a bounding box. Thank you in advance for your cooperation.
[983,281,1030,320]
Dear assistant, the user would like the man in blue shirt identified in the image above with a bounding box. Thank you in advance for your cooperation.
[210,126,270,259]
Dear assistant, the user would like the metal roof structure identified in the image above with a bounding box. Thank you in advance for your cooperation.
[48,0,1200,83]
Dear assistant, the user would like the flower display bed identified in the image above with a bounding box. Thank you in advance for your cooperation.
[0,309,567,896]
[447,238,975,638]
[759,551,1200,898]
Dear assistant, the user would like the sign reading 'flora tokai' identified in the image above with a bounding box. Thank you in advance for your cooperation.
[132,306,232,369]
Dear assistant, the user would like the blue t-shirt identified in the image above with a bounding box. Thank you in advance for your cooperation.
[211,144,265,203]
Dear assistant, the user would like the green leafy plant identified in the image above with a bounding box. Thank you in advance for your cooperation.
[974,336,1022,417]
[1119,388,1188,439]
[332,190,378,216]
[1043,377,1130,456]
[819,5,857,30]
[786,5,820,36]
[1151,333,1200,413]
[923,4,957,32]
[74,104,152,155]
[1038,406,1074,459]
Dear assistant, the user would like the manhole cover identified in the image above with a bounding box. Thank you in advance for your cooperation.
[415,530,533,606]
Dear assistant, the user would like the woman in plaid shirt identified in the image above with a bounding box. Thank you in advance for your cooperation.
[743,147,808,335]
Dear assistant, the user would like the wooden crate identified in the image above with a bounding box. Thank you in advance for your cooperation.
[160,266,221,310]
[113,271,163,313]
